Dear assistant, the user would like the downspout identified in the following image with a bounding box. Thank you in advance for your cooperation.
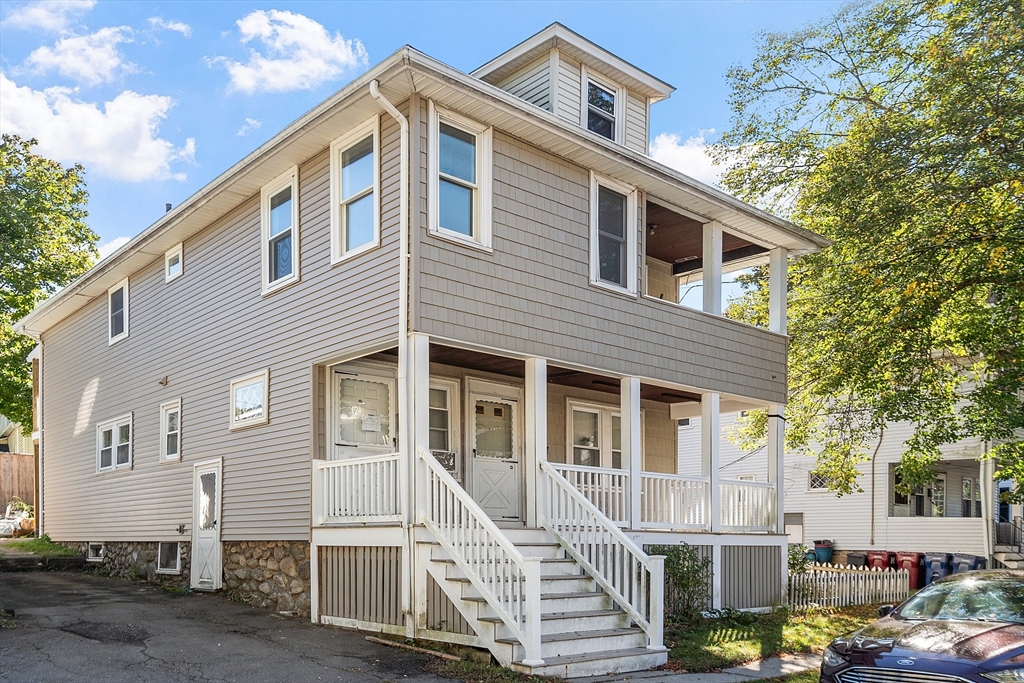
[981,440,994,563]
[369,77,414,637]
[869,429,884,547]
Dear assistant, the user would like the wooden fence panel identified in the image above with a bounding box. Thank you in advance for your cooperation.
[0,453,34,511]
[789,563,909,609]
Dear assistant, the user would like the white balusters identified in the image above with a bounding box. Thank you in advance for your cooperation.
[548,463,629,525]
[640,473,710,530]
[313,453,402,524]
[719,479,777,531]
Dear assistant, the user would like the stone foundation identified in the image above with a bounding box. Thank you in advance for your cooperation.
[64,540,191,588]
[223,541,311,616]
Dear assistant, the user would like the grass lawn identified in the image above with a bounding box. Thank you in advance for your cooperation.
[1,536,80,557]
[666,604,879,672]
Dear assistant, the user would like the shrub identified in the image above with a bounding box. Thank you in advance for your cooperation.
[651,543,712,624]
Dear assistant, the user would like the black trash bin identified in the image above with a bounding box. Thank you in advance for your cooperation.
[924,552,952,585]
[846,552,868,567]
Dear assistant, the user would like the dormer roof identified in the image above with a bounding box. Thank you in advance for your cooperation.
[472,23,675,102]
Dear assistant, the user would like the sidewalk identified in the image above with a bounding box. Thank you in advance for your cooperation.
[575,653,822,682]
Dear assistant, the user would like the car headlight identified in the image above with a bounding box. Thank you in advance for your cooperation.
[822,646,847,668]
[982,670,1024,683]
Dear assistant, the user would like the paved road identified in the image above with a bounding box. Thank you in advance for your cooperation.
[0,571,451,683]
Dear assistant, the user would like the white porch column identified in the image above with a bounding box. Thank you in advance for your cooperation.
[766,405,785,534]
[703,221,723,315]
[702,392,722,532]
[525,358,547,528]
[411,333,430,514]
[769,247,788,334]
[980,454,995,560]
[622,377,642,529]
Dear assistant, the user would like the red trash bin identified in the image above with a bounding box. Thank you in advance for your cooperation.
[896,551,924,589]
[868,551,895,570]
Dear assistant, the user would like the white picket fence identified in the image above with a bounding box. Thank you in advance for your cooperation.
[789,563,910,608]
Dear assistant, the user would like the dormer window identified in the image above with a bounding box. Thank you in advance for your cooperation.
[586,79,617,140]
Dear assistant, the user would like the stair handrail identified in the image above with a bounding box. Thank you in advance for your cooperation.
[539,460,665,650]
[419,450,543,665]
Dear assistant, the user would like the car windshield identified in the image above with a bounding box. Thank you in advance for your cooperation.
[897,577,1024,624]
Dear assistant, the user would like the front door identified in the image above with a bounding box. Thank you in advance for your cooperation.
[191,460,222,591]
[331,369,395,460]
[469,385,522,522]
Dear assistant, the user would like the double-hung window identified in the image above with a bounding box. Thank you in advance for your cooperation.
[427,379,461,478]
[429,102,492,249]
[585,77,618,141]
[590,173,638,294]
[160,399,181,461]
[108,278,129,345]
[261,168,299,293]
[331,118,379,262]
[568,401,635,469]
[97,414,132,472]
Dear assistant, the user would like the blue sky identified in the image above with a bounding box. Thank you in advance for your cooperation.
[0,0,842,257]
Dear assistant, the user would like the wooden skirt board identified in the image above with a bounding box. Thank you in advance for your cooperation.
[318,546,402,626]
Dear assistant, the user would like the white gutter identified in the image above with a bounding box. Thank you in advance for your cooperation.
[369,78,414,637]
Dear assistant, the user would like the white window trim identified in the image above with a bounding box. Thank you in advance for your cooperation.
[229,369,270,431]
[96,413,133,473]
[565,398,644,469]
[260,167,300,295]
[160,399,182,462]
[580,67,625,144]
[164,243,183,283]
[330,117,381,264]
[589,172,639,296]
[807,471,831,492]
[428,101,493,251]
[86,543,105,562]
[678,417,693,429]
[429,377,461,454]
[156,541,181,574]
[108,278,129,345]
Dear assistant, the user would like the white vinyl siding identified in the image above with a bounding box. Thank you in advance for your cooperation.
[97,414,132,472]
[495,55,551,111]
[160,399,181,462]
[330,117,380,263]
[261,167,299,294]
[555,55,583,126]
[108,278,129,345]
[624,91,649,154]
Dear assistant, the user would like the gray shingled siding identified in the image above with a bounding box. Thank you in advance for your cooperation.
[40,112,405,543]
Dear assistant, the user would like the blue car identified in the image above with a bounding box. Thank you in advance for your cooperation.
[820,570,1024,682]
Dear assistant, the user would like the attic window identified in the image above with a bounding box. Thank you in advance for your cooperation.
[586,78,617,141]
[108,278,129,345]
[165,244,183,282]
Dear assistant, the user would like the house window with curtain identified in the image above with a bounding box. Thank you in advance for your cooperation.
[261,167,299,293]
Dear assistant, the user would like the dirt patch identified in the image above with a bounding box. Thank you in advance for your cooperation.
[61,621,150,644]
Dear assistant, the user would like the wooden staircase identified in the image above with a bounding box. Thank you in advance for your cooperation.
[994,545,1023,569]
[419,527,667,678]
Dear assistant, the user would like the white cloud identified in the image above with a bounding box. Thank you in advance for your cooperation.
[24,26,135,86]
[0,72,195,182]
[236,117,261,136]
[148,17,191,37]
[1,0,96,33]
[211,10,368,94]
[97,235,130,259]
[650,131,727,188]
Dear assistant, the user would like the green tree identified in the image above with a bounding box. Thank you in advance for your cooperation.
[1,134,97,425]
[715,0,1024,498]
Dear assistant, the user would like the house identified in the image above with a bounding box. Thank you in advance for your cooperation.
[14,24,828,677]
[1,413,36,515]
[680,412,1023,570]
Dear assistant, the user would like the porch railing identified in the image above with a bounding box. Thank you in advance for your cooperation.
[641,472,710,530]
[548,463,629,526]
[720,479,776,531]
[313,453,402,525]
[419,450,543,666]
[539,461,664,650]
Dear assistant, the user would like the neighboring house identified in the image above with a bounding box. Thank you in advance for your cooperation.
[0,413,36,513]
[14,24,827,677]
[682,412,1024,570]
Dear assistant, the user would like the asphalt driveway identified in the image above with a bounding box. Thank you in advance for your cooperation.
[0,571,452,683]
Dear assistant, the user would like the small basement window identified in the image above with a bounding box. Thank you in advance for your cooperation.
[87,543,105,562]
[157,542,181,574]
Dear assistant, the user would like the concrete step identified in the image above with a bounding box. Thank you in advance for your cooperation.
[510,646,668,678]
[497,627,647,659]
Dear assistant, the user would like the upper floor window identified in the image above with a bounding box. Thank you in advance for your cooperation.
[230,369,269,430]
[261,168,299,294]
[97,413,132,472]
[108,278,129,345]
[160,399,181,462]
[165,243,183,282]
[590,173,638,295]
[429,102,493,249]
[586,78,617,140]
[331,118,379,262]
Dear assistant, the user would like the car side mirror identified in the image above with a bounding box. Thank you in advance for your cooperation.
[878,605,894,618]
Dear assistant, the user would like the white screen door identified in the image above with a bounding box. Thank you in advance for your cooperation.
[192,460,222,591]
[331,370,395,460]
[470,390,521,521]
